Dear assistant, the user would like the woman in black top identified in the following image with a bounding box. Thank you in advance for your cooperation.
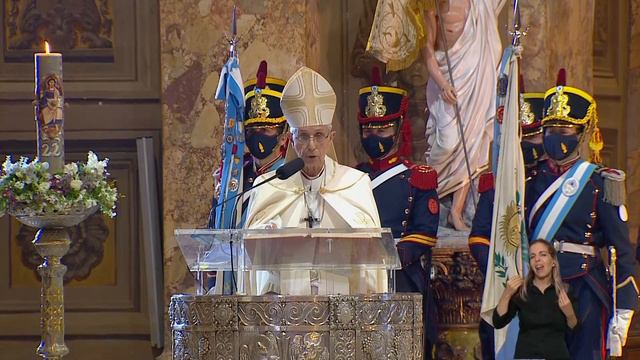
[493,239,578,360]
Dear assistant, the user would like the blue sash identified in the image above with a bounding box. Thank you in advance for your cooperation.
[531,160,596,241]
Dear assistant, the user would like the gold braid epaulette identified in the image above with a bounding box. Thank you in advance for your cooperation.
[595,166,626,206]
[408,163,438,190]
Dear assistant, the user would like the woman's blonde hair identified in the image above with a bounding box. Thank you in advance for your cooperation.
[520,239,567,300]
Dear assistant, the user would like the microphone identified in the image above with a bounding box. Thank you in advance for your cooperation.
[214,157,305,210]
[275,157,304,180]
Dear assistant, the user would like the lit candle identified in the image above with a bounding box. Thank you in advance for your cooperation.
[34,41,64,173]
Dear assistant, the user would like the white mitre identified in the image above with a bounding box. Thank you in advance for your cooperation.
[280,66,338,160]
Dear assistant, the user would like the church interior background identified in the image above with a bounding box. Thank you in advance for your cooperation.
[0,0,639,359]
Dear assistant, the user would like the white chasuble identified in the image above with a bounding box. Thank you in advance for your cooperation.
[244,156,386,295]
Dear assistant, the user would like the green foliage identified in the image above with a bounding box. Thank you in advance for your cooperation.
[0,152,118,218]
[494,251,509,288]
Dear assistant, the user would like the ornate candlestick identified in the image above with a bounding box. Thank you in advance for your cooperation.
[0,44,116,355]
[0,42,114,360]
[1,150,116,359]
[15,210,96,359]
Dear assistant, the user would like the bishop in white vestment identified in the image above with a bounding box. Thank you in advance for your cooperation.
[244,66,384,296]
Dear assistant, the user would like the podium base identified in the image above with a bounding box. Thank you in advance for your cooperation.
[170,293,423,359]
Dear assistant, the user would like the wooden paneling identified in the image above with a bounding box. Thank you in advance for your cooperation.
[0,140,155,358]
[0,140,145,320]
[0,0,160,358]
[593,0,628,169]
[0,0,159,99]
[593,1,640,358]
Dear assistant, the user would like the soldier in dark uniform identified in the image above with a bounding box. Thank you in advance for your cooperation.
[468,84,546,360]
[208,61,289,228]
[526,70,638,359]
[355,67,439,359]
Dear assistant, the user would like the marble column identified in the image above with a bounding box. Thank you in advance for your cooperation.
[626,0,640,244]
[519,0,595,92]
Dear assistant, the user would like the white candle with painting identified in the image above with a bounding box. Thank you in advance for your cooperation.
[34,41,64,173]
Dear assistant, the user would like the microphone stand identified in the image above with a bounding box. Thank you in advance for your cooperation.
[220,172,280,294]
[214,158,304,294]
[214,172,279,211]
[226,189,249,294]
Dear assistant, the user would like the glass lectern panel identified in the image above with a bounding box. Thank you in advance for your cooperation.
[174,228,400,295]
[242,228,400,270]
[175,229,242,272]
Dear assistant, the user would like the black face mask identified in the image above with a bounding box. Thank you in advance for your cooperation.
[361,134,395,159]
[521,142,545,166]
[246,132,279,160]
[543,133,579,161]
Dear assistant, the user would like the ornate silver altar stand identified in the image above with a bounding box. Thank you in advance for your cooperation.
[170,228,423,359]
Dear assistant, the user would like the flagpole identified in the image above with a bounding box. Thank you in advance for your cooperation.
[480,2,528,358]
[213,5,245,294]
[218,5,240,229]
[509,0,527,276]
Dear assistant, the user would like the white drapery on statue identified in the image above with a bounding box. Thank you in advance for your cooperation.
[425,0,506,197]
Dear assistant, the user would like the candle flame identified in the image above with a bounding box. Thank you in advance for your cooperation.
[44,41,50,54]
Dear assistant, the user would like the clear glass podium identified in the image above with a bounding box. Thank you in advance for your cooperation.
[175,228,401,295]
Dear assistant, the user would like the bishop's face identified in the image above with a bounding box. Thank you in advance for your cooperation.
[292,125,335,175]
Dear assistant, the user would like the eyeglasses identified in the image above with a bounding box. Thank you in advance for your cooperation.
[294,131,330,145]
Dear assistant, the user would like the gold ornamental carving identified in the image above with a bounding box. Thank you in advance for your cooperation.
[33,228,71,359]
[170,293,423,359]
[547,86,571,118]
[14,207,98,359]
[365,87,387,118]
[432,249,485,359]
[519,96,535,125]
[4,0,115,52]
[249,93,270,119]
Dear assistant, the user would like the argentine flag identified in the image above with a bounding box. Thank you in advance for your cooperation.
[214,56,245,229]
[480,45,529,360]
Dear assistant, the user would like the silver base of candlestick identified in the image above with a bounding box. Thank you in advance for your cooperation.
[12,206,98,359]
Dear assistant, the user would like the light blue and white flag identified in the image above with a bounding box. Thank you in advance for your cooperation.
[214,56,245,229]
[480,45,529,360]
[492,45,515,172]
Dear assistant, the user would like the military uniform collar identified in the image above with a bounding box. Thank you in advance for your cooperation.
[369,153,402,172]
[255,152,285,176]
[547,157,580,176]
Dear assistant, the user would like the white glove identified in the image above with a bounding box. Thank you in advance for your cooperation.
[607,309,635,357]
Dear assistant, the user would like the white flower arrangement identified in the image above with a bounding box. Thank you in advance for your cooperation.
[0,152,118,218]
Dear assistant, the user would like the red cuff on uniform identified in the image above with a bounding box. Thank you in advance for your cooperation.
[478,172,494,193]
